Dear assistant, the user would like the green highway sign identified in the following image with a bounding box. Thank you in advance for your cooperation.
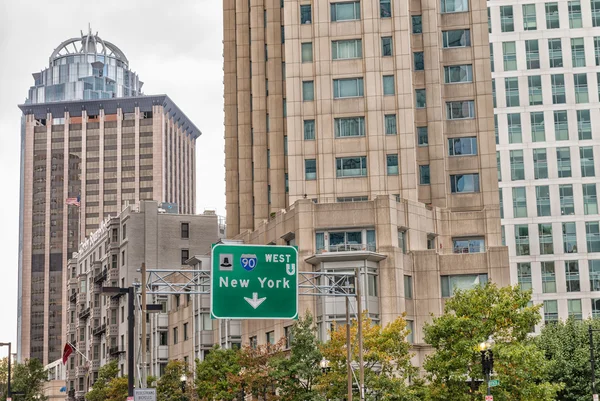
[211,244,298,319]
[488,379,500,387]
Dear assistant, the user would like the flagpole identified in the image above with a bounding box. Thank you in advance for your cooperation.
[67,341,89,363]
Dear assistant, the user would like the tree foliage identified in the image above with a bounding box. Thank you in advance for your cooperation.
[536,318,600,401]
[319,312,417,401]
[104,376,129,401]
[11,358,48,401]
[195,346,241,401]
[157,360,193,401]
[86,359,119,401]
[423,283,561,401]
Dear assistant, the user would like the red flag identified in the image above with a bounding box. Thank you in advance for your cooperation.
[62,343,74,365]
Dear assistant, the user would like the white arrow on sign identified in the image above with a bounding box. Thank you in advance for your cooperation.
[244,292,267,309]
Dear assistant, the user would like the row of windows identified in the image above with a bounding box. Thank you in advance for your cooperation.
[517,260,600,295]
[500,183,597,220]
[492,38,600,73]
[490,0,600,33]
[507,221,600,256]
[495,109,593,144]
[542,298,600,323]
[498,147,596,182]
[493,73,600,109]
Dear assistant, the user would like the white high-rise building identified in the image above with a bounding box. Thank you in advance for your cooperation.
[490,0,600,326]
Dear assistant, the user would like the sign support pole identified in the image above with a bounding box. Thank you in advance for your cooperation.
[346,296,352,401]
[355,266,365,401]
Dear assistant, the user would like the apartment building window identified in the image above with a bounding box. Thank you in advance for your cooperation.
[544,300,559,324]
[584,184,599,214]
[305,159,316,180]
[412,15,422,33]
[335,117,365,137]
[446,101,475,119]
[513,187,528,218]
[548,39,563,68]
[557,147,572,177]
[450,174,479,193]
[566,260,581,291]
[563,222,578,253]
[541,262,556,292]
[303,81,314,101]
[594,299,600,317]
[488,7,492,32]
[560,184,575,215]
[122,250,125,266]
[554,110,569,140]
[387,155,399,175]
[572,38,586,67]
[301,43,313,62]
[111,254,117,270]
[181,223,189,239]
[594,0,600,26]
[515,225,530,255]
[383,75,395,95]
[581,147,595,177]
[551,74,566,104]
[398,230,407,254]
[414,52,424,70]
[444,65,472,83]
[300,4,312,24]
[596,37,600,65]
[500,6,514,32]
[333,78,364,98]
[448,137,477,156]
[382,37,392,56]
[510,150,525,180]
[545,2,560,28]
[502,42,517,71]
[414,89,426,108]
[591,260,600,290]
[173,326,179,344]
[443,30,471,48]
[441,274,487,297]
[574,73,589,103]
[540,224,554,255]
[497,153,502,182]
[181,249,189,265]
[418,127,428,146]
[385,115,397,135]
[420,165,430,185]
[331,1,361,21]
[336,157,367,177]
[575,110,591,141]
[533,149,548,179]
[517,263,532,291]
[507,113,522,142]
[492,79,496,107]
[568,299,583,320]
[587,222,600,253]
[304,120,315,140]
[453,237,485,254]
[531,112,545,141]
[490,44,494,72]
[183,323,189,341]
[332,39,362,59]
[523,4,537,30]
[441,0,469,13]
[569,1,583,28]
[380,0,392,16]
[536,186,551,216]
[525,40,540,69]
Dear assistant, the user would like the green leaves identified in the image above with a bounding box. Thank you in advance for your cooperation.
[195,346,241,401]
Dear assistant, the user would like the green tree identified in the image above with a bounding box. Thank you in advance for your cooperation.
[423,283,561,401]
[157,360,192,401]
[0,357,9,399]
[536,318,600,401]
[104,376,129,401]
[195,346,241,401]
[11,358,48,401]
[319,313,417,401]
[275,312,324,401]
[86,359,119,401]
[232,340,286,401]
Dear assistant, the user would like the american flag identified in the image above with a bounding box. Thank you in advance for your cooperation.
[66,196,80,207]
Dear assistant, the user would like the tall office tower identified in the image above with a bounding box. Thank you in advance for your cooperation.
[224,0,509,358]
[490,0,600,326]
[18,30,201,363]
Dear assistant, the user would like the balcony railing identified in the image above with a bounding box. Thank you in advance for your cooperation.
[92,323,106,337]
[69,293,77,303]
[93,268,107,283]
[78,307,90,320]
[109,346,124,356]
[318,243,376,253]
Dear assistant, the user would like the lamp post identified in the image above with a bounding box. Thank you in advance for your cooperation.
[588,325,600,400]
[0,342,11,400]
[180,373,187,401]
[479,338,495,398]
[320,358,331,373]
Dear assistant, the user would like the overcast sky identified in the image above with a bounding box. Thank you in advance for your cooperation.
[0,0,225,358]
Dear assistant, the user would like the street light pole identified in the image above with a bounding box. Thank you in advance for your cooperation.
[0,342,12,400]
[479,340,494,398]
[589,325,600,399]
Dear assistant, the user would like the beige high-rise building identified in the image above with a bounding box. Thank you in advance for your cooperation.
[223,0,510,358]
[18,30,200,364]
